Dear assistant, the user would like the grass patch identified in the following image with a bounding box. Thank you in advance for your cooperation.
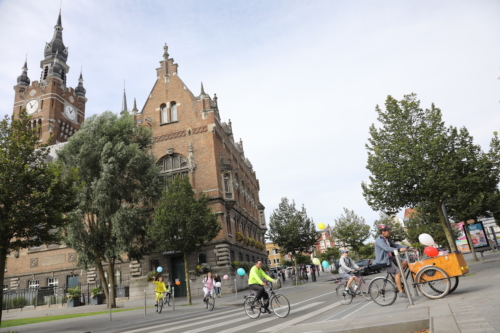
[0,307,142,328]
[463,273,476,277]
[181,303,199,306]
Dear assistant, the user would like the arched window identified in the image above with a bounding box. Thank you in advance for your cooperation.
[160,104,168,124]
[157,154,189,190]
[170,102,178,122]
[223,173,230,193]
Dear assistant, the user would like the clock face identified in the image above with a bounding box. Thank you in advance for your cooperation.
[26,99,39,115]
[65,105,76,121]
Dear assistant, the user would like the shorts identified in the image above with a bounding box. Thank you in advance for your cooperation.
[340,272,354,281]
[386,257,401,274]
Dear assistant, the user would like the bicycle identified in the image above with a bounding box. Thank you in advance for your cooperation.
[163,291,172,307]
[332,271,371,305]
[301,270,308,282]
[203,290,215,311]
[155,291,166,313]
[243,282,290,319]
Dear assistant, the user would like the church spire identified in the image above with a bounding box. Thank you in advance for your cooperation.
[44,10,68,63]
[75,68,86,97]
[121,83,128,114]
[17,56,30,86]
[131,98,139,114]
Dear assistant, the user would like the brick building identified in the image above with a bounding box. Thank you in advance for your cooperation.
[4,11,267,297]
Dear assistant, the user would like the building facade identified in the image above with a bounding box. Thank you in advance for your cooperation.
[4,11,267,297]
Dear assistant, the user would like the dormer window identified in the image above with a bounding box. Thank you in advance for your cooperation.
[170,102,178,122]
[160,104,168,124]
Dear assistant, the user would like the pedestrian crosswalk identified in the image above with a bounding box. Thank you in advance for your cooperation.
[117,301,333,333]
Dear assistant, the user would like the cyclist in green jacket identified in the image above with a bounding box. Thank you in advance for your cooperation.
[248,260,274,314]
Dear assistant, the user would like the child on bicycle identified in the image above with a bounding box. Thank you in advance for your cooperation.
[338,250,360,294]
[152,276,167,306]
[202,272,214,303]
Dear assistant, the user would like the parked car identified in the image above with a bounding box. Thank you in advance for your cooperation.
[355,258,380,275]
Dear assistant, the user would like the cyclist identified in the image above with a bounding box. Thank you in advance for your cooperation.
[375,224,411,298]
[214,273,222,298]
[202,272,214,304]
[338,250,360,294]
[152,276,167,306]
[248,260,274,314]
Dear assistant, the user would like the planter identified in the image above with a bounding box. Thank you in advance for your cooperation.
[67,298,80,307]
[89,295,103,305]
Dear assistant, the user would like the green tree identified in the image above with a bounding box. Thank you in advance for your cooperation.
[362,94,500,252]
[372,213,406,242]
[147,177,221,305]
[267,198,318,284]
[295,253,312,265]
[357,243,375,259]
[331,208,371,256]
[319,247,340,264]
[0,110,78,323]
[58,111,161,308]
[405,202,460,252]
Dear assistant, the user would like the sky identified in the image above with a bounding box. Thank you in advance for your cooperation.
[0,0,499,234]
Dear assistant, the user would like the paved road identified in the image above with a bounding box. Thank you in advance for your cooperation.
[2,280,364,333]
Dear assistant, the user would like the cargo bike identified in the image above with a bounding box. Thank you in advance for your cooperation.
[368,251,469,306]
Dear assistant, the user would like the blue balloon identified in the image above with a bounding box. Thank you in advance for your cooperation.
[237,268,246,276]
[157,266,163,273]
[321,261,329,269]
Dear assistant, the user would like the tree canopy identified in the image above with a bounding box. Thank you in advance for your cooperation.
[267,198,318,284]
[0,110,78,323]
[331,208,371,255]
[58,111,162,307]
[362,93,500,251]
[147,177,221,305]
[372,213,406,242]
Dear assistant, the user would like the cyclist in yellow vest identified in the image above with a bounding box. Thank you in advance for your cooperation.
[152,276,168,306]
[248,260,274,314]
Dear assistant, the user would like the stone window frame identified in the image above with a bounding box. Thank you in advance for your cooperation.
[160,104,168,124]
[48,277,59,287]
[157,154,189,190]
[28,280,40,289]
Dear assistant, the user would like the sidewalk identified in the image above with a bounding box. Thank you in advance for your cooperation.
[2,251,499,333]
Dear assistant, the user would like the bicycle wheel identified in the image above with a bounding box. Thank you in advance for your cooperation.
[415,267,450,299]
[158,297,164,314]
[208,295,215,311]
[359,279,371,300]
[368,277,397,306]
[270,294,290,318]
[244,296,261,319]
[336,283,353,305]
[166,294,172,306]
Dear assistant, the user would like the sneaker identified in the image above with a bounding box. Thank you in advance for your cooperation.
[398,292,407,298]
[266,308,272,314]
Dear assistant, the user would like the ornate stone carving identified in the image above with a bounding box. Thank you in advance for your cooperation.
[30,258,38,268]
[68,253,77,262]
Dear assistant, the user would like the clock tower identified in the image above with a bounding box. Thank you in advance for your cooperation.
[12,10,87,145]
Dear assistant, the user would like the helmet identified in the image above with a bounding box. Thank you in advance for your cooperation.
[378,224,392,231]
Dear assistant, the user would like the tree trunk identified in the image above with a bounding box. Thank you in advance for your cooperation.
[293,255,300,286]
[464,220,479,261]
[0,247,7,324]
[97,262,109,307]
[107,259,116,308]
[184,252,191,305]
[435,201,458,252]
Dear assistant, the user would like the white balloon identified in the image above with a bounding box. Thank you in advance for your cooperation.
[215,282,222,287]
[418,233,435,246]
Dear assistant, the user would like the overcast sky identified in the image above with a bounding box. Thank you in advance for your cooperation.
[1,0,499,234]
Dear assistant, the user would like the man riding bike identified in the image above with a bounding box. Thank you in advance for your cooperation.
[375,224,412,298]
[248,260,274,314]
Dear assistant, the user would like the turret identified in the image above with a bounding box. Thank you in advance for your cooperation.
[75,70,86,97]
[16,58,30,86]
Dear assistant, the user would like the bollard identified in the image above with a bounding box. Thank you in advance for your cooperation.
[144,290,146,316]
[109,286,112,321]
[234,279,238,300]
[172,287,175,311]
[394,249,414,306]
